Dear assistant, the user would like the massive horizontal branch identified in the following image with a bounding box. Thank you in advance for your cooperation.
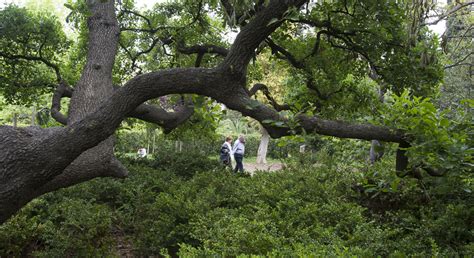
[177,43,229,57]
[50,81,194,132]
[130,101,194,133]
[297,115,405,142]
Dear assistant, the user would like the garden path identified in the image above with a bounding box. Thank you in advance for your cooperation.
[244,162,283,174]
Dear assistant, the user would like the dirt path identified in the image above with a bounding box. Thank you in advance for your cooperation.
[244,162,283,174]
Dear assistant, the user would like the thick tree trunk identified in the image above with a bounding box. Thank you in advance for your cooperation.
[0,0,124,223]
[44,0,126,192]
[256,126,269,164]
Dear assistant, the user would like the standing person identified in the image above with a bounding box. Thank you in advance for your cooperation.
[232,135,245,173]
[137,147,147,158]
[220,136,233,168]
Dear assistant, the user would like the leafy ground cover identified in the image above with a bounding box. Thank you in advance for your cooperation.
[1,151,472,257]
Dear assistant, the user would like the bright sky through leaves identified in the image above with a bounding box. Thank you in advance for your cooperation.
[0,0,447,36]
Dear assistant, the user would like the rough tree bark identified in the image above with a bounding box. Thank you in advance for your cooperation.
[41,0,126,196]
[0,0,410,223]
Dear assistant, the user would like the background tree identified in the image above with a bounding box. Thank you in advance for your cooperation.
[438,0,473,107]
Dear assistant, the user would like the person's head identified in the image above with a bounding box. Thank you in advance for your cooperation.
[225,136,233,143]
[239,135,245,144]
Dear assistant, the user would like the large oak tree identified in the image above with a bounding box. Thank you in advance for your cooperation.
[1,0,469,223]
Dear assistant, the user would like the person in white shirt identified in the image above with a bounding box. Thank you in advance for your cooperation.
[220,136,233,168]
[232,135,245,173]
[137,148,147,158]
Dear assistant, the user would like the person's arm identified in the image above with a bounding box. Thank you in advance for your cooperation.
[234,141,243,154]
[227,142,234,155]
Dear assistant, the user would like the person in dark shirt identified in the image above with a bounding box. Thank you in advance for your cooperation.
[220,136,233,168]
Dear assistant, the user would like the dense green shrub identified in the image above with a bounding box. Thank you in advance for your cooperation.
[115,132,309,159]
[151,148,221,178]
[0,198,115,257]
[1,150,472,257]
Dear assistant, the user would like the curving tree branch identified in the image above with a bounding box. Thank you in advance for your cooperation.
[264,37,327,100]
[248,83,290,111]
[49,80,194,132]
[0,52,62,83]
[444,51,474,70]
[119,37,162,74]
[422,1,474,26]
[177,42,229,57]
[130,101,194,134]
[221,0,309,75]
[50,80,73,125]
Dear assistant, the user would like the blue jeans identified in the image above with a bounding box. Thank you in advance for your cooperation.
[234,153,244,173]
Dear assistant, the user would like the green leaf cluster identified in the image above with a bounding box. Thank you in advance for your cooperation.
[380,90,473,173]
[0,5,70,104]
